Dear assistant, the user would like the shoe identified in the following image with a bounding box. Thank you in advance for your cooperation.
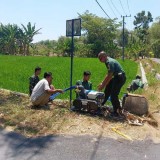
[42,105,50,110]
[95,108,102,115]
[109,112,125,120]
[110,112,119,117]
[31,105,41,109]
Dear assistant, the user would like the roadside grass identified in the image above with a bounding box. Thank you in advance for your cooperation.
[0,90,73,136]
[0,55,137,99]
[0,90,116,138]
[142,59,160,86]
[141,59,160,111]
[1,88,160,141]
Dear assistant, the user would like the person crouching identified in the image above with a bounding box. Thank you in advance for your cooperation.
[30,72,63,107]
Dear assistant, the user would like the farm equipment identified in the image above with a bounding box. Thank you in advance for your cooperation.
[49,85,106,114]
[72,85,105,113]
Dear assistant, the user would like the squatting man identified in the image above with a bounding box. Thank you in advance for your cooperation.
[30,72,63,107]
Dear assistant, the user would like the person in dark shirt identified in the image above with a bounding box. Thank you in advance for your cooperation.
[97,51,126,117]
[76,71,92,90]
[76,71,92,99]
[127,75,144,92]
[29,66,41,96]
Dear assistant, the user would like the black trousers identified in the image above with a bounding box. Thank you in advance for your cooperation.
[102,73,126,112]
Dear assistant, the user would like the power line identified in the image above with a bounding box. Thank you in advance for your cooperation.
[110,0,122,16]
[126,0,131,15]
[105,0,117,18]
[123,0,132,30]
[119,0,127,16]
[95,0,111,19]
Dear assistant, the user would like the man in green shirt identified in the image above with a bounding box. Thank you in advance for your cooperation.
[127,75,144,92]
[98,51,126,117]
[76,71,92,99]
[29,67,41,96]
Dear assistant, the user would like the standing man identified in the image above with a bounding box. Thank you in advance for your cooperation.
[98,51,126,117]
[29,66,41,96]
[31,72,63,107]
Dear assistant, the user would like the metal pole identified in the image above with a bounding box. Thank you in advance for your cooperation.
[70,19,74,107]
[122,16,125,61]
[122,15,131,61]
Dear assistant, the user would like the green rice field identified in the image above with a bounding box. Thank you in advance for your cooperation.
[0,55,138,99]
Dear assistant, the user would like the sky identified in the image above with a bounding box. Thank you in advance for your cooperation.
[0,0,159,42]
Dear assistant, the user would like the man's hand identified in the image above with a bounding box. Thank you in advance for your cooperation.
[98,73,113,91]
[57,89,63,93]
[47,89,63,94]
[50,85,55,90]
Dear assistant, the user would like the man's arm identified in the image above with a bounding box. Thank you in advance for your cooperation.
[46,89,63,94]
[44,81,63,94]
[29,77,34,91]
[76,80,82,86]
[29,77,38,88]
[29,77,33,85]
[98,72,113,91]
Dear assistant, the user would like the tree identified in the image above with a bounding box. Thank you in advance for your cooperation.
[0,24,19,55]
[151,40,160,58]
[57,36,72,56]
[133,11,153,43]
[133,11,153,57]
[117,28,129,47]
[21,22,41,55]
[149,17,160,57]
[149,18,160,41]
[0,22,41,55]
[79,11,120,57]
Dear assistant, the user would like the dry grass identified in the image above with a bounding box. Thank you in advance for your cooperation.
[0,89,115,138]
[1,60,160,142]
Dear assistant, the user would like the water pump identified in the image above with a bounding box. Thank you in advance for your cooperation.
[72,85,105,113]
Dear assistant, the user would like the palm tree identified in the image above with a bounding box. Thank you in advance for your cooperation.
[0,24,19,54]
[21,22,41,55]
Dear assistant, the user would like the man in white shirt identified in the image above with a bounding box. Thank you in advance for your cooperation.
[31,72,63,106]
